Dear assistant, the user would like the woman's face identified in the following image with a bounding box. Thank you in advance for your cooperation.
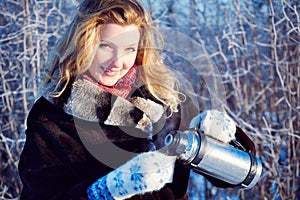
[88,23,140,86]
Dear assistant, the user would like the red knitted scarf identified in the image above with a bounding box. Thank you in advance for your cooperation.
[82,65,136,98]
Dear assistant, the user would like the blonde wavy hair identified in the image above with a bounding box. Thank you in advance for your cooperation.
[45,0,184,113]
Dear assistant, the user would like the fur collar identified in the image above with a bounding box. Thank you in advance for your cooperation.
[63,78,165,133]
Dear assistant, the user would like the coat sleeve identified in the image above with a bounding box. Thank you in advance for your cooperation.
[18,125,188,200]
[18,97,102,200]
[18,129,93,200]
[18,97,192,200]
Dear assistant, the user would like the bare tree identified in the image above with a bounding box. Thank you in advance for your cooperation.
[0,0,299,199]
[0,0,77,198]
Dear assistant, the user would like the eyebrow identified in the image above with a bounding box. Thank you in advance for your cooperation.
[100,40,139,47]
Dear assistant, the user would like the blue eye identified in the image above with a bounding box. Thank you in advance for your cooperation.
[126,47,137,52]
[99,43,112,49]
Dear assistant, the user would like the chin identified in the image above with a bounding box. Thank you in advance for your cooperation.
[101,80,118,87]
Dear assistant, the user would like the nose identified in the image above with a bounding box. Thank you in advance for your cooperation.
[111,51,124,69]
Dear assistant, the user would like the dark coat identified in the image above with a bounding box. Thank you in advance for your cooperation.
[18,78,199,200]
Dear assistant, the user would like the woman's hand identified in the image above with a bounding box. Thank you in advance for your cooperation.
[189,110,236,143]
[87,151,176,200]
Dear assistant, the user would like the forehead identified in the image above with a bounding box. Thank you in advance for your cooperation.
[100,23,140,46]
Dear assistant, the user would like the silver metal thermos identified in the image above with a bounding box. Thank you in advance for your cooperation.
[164,129,262,189]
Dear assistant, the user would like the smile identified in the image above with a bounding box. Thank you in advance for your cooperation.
[100,66,119,76]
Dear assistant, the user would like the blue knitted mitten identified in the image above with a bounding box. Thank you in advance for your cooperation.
[87,151,176,200]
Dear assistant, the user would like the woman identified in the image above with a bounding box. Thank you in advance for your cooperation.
[18,0,199,199]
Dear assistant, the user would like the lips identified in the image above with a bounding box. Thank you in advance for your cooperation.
[100,66,119,76]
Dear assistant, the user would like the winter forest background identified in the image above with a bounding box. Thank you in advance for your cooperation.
[0,0,299,199]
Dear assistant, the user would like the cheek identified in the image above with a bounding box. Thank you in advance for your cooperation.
[93,50,112,65]
[125,53,138,67]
